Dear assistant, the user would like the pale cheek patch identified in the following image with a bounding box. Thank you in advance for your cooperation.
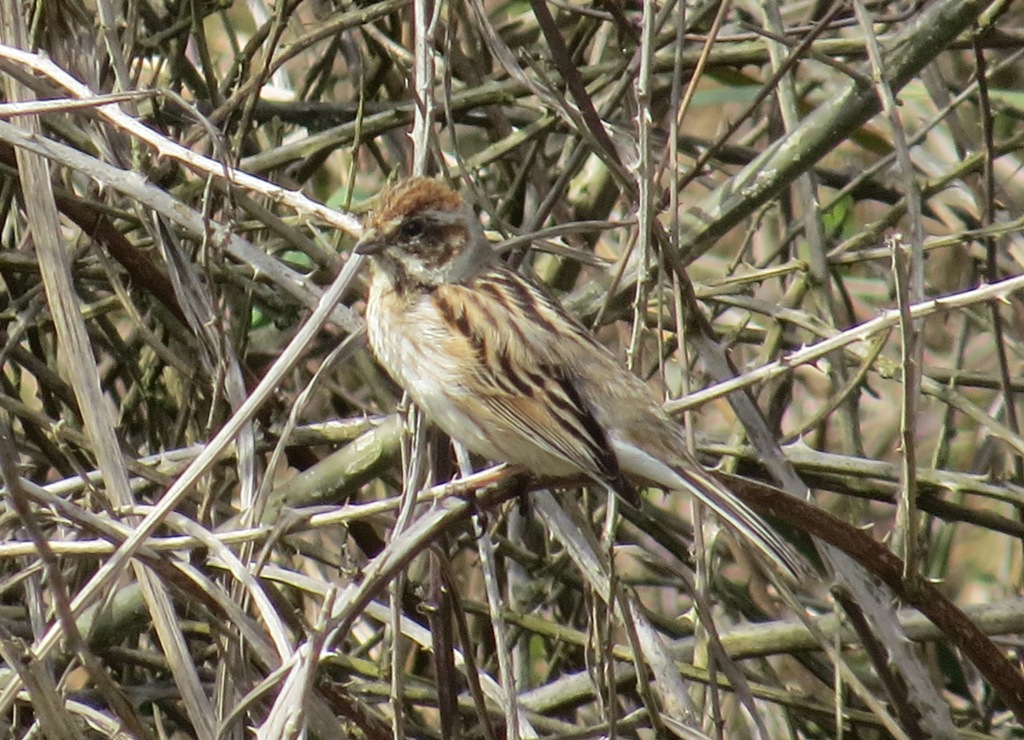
[402,255,437,285]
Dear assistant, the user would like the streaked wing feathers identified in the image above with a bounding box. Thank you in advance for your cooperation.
[480,371,627,492]
[435,268,635,499]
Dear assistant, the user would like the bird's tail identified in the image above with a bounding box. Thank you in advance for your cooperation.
[612,438,807,578]
[670,461,807,580]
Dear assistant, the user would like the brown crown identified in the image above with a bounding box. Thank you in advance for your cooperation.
[368,178,462,231]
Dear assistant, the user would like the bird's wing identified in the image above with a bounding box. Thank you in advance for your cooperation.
[481,365,635,496]
[436,274,637,500]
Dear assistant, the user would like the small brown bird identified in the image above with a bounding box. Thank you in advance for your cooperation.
[356,177,802,577]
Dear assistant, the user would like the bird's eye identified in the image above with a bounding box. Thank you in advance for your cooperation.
[400,218,425,239]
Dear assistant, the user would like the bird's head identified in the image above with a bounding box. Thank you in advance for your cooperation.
[354,177,494,289]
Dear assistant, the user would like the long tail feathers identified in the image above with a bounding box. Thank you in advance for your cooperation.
[611,438,807,578]
[671,462,807,580]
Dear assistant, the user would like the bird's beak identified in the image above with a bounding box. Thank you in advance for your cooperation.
[353,228,384,256]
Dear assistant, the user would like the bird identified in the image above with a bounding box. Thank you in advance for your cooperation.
[354,176,803,578]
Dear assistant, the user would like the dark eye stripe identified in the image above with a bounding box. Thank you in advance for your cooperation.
[391,217,465,269]
[400,218,425,239]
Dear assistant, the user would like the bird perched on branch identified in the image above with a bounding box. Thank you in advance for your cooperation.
[355,177,803,578]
